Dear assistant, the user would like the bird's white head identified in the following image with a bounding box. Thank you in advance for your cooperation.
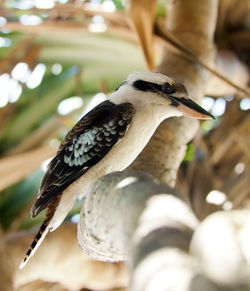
[111,71,214,120]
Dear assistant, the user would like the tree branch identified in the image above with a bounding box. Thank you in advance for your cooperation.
[78,171,199,290]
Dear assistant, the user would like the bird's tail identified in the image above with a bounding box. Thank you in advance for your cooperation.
[19,218,50,269]
[19,194,62,269]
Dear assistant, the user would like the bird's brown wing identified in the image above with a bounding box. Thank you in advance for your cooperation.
[31,100,134,218]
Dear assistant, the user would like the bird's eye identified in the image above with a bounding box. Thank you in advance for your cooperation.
[162,83,175,94]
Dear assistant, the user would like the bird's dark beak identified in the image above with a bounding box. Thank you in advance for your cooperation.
[169,96,215,120]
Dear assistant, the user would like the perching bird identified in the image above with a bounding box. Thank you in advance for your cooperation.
[20,71,214,269]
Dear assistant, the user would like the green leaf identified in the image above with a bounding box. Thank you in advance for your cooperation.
[183,143,195,162]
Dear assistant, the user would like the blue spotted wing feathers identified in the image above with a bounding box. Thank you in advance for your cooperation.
[31,100,134,218]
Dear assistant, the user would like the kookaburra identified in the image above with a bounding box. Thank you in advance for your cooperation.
[20,71,213,269]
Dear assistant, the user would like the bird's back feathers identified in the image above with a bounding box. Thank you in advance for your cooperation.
[31,100,134,218]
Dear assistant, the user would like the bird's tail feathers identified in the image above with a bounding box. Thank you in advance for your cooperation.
[19,219,50,269]
[19,193,62,269]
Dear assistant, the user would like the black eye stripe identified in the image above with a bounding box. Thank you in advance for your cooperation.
[133,79,178,95]
[133,80,161,92]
